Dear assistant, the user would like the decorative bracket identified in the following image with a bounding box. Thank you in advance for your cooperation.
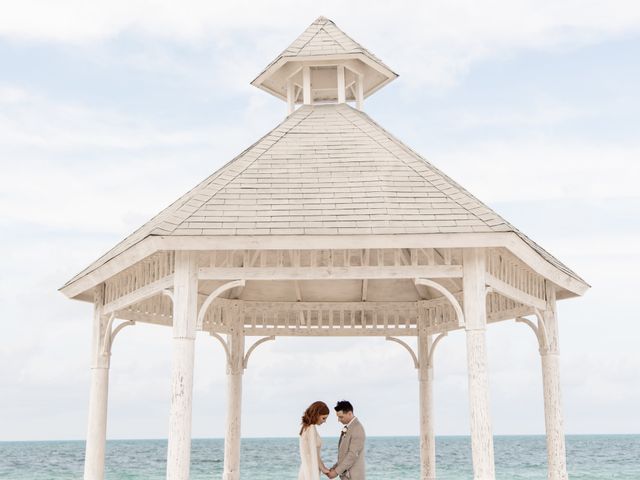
[101,313,135,356]
[515,308,550,352]
[427,332,448,368]
[386,336,419,369]
[533,308,550,352]
[161,288,174,303]
[243,336,275,369]
[197,279,246,329]
[414,278,465,327]
[209,332,231,365]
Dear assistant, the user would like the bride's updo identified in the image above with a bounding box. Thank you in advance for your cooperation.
[300,401,330,435]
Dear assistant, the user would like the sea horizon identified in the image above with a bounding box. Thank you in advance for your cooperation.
[2,434,639,479]
[2,432,638,443]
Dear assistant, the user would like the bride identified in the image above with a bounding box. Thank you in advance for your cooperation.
[298,401,331,479]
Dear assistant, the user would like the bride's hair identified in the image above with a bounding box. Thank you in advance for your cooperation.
[300,401,330,435]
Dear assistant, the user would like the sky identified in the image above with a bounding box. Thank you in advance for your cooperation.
[1,0,639,442]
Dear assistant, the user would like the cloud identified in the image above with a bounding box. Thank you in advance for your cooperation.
[431,139,640,202]
[1,1,640,88]
[1,1,639,442]
[451,102,594,130]
[0,85,33,103]
[0,83,279,233]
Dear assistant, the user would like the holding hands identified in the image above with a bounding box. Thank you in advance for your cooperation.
[322,467,337,479]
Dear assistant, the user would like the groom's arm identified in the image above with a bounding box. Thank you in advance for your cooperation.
[334,427,365,475]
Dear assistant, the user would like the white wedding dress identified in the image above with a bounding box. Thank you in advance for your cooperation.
[298,424,322,480]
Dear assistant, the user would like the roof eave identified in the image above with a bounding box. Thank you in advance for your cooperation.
[250,52,398,99]
[59,235,163,301]
[60,232,589,303]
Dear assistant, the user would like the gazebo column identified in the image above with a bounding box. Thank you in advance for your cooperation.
[463,248,496,480]
[223,313,245,480]
[303,65,312,105]
[540,284,568,480]
[84,285,110,480]
[417,328,436,480]
[166,251,198,480]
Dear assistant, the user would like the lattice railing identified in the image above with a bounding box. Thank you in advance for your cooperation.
[201,300,420,336]
[118,294,174,325]
[103,251,175,306]
[486,248,546,303]
[486,291,531,323]
[199,247,461,269]
[419,296,459,332]
[116,289,532,334]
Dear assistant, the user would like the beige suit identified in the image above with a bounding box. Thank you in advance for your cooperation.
[332,418,366,480]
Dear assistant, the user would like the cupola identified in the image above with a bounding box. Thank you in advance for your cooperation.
[251,16,398,114]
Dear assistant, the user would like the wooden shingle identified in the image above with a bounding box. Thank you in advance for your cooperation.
[64,103,582,287]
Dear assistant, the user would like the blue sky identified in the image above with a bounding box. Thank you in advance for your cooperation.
[1,1,639,441]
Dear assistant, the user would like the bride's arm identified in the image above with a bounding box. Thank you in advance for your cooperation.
[315,429,330,474]
[309,427,320,474]
[301,428,317,480]
[319,460,330,475]
[318,451,329,474]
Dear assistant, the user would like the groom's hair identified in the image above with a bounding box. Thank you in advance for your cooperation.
[334,400,353,413]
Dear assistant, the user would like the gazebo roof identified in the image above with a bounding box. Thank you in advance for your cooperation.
[278,15,386,63]
[69,19,582,479]
[252,16,397,102]
[61,103,587,299]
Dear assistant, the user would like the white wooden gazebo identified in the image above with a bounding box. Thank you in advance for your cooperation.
[61,16,588,480]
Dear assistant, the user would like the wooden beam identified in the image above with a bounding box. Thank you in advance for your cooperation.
[103,275,173,315]
[115,309,172,326]
[432,248,461,294]
[199,265,462,280]
[241,327,417,337]
[486,273,547,310]
[62,232,589,302]
[487,305,533,324]
[343,60,365,77]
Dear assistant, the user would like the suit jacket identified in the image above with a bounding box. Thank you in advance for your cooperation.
[332,418,366,480]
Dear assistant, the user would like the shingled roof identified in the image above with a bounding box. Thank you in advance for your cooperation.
[280,16,387,65]
[63,103,584,289]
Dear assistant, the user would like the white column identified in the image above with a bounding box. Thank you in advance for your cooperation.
[166,251,198,480]
[337,65,346,104]
[355,74,364,110]
[463,248,495,480]
[84,285,110,480]
[223,312,245,480]
[303,65,312,105]
[286,77,295,115]
[418,327,435,480]
[540,284,568,480]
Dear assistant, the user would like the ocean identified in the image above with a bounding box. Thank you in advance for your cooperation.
[0,435,638,479]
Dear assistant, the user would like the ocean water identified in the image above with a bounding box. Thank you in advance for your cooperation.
[0,435,638,479]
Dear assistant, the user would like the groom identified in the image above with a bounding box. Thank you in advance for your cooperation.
[326,400,366,480]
